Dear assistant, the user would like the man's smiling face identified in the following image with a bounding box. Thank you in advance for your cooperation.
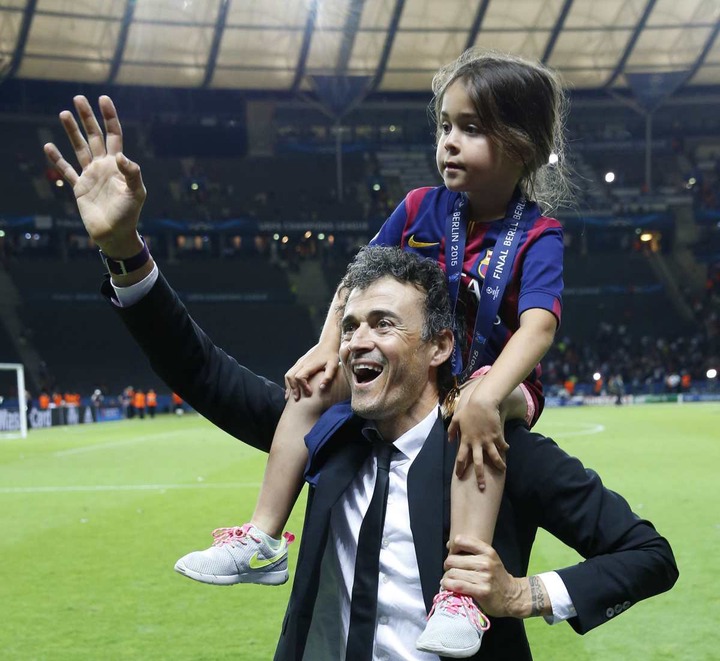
[339,276,450,440]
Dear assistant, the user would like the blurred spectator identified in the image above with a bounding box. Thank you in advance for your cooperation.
[608,374,625,405]
[146,388,157,418]
[172,392,185,415]
[91,388,104,409]
[123,386,135,419]
[133,388,146,419]
[38,391,50,410]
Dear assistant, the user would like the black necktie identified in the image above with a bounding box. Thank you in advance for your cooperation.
[345,441,395,661]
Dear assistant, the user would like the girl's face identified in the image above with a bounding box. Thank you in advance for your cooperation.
[435,80,522,210]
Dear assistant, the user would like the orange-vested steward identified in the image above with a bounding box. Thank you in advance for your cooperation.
[133,391,146,409]
[52,393,64,406]
[171,392,183,406]
[146,391,157,407]
[38,393,50,409]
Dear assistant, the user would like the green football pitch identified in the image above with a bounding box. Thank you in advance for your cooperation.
[1,403,717,660]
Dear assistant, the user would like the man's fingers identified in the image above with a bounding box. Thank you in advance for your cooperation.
[115,153,145,195]
[448,534,493,557]
[43,143,79,187]
[99,96,123,156]
[441,575,478,596]
[445,553,485,573]
[74,95,107,160]
[443,566,483,583]
[59,109,92,169]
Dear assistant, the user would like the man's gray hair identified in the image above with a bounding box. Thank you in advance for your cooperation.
[339,246,455,396]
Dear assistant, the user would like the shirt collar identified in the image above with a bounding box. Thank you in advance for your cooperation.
[361,406,440,462]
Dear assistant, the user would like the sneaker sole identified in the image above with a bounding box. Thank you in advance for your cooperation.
[174,560,288,586]
[416,638,482,658]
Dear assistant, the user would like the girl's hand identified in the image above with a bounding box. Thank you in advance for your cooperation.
[447,378,509,489]
[43,95,146,258]
[285,341,341,401]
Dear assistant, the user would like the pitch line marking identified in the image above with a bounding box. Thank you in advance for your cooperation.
[0,482,261,494]
[53,431,190,457]
[547,423,605,438]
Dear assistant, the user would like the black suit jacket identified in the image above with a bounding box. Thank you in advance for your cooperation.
[105,273,678,661]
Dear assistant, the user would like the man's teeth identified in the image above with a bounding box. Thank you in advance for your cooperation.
[353,364,382,374]
[353,364,383,383]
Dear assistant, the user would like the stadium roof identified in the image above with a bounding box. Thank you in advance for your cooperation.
[1,0,719,99]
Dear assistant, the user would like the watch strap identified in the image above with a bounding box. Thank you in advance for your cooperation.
[99,237,150,276]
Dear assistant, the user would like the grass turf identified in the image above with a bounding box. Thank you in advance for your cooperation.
[0,402,717,660]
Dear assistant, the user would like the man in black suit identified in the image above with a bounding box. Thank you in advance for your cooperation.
[45,96,678,661]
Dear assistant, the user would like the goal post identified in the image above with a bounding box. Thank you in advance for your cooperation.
[0,363,27,439]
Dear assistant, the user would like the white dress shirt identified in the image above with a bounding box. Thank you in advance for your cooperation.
[306,407,440,661]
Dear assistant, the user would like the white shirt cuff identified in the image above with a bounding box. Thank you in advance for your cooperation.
[537,571,577,624]
[111,263,159,308]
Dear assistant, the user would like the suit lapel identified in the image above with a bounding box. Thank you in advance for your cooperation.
[407,413,456,613]
[285,428,371,654]
[296,431,371,589]
[312,436,371,516]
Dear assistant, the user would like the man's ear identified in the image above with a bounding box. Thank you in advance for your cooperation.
[429,328,454,367]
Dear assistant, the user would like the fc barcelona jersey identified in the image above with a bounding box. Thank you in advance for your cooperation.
[370,186,564,386]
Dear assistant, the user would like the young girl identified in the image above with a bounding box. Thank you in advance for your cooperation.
[175,48,569,657]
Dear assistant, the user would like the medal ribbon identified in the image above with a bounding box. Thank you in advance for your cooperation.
[444,190,538,381]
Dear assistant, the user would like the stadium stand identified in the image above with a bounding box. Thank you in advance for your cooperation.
[0,323,22,368]
[561,253,686,340]
[0,84,717,402]
[3,254,316,396]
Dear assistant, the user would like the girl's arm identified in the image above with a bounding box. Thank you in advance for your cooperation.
[448,307,557,487]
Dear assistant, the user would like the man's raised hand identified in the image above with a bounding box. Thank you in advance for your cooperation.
[43,95,146,258]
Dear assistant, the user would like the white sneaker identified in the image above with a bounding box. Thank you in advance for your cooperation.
[174,523,295,586]
[416,589,490,658]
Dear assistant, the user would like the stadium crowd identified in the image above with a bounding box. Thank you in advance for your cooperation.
[1,93,718,407]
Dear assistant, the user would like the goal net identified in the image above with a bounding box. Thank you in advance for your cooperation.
[0,363,27,439]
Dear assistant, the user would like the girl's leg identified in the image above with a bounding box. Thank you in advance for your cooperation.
[248,369,351,535]
[449,378,527,543]
[250,389,325,538]
[174,372,348,586]
[450,454,504,549]
[417,383,527,656]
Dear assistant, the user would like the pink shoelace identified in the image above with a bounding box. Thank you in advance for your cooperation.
[428,590,491,632]
[210,524,295,547]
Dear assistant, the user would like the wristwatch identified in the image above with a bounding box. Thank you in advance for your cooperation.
[99,237,150,275]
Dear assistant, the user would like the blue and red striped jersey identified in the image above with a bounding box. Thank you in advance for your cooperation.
[370,186,564,386]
